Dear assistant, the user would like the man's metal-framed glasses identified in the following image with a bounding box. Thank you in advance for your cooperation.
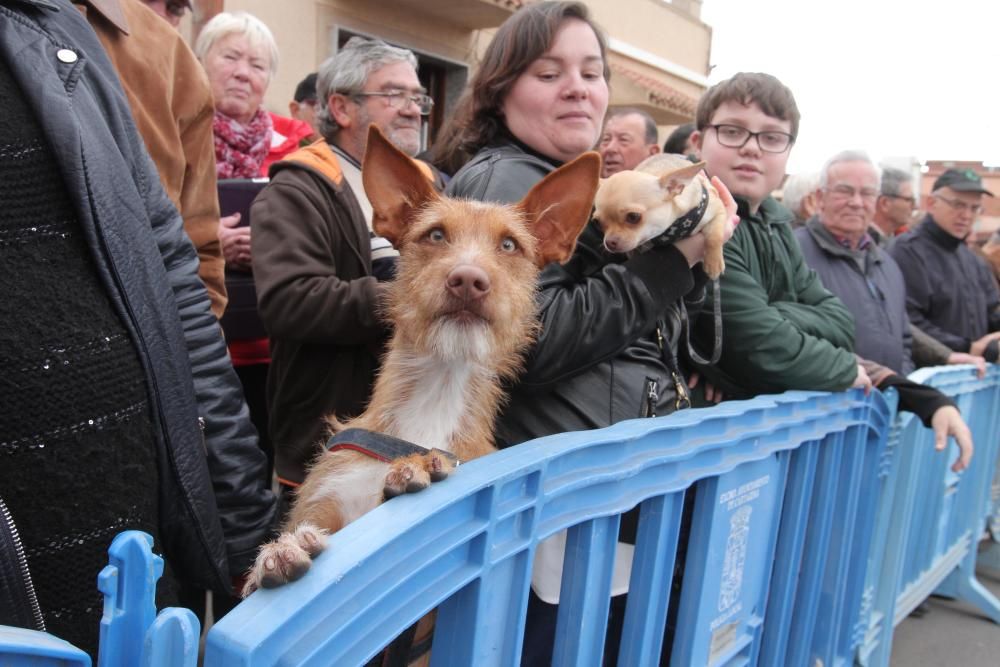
[353,90,434,115]
[880,193,916,207]
[934,193,984,216]
[709,124,794,153]
[825,184,879,202]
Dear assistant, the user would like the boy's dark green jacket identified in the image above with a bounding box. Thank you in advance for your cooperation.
[690,196,858,398]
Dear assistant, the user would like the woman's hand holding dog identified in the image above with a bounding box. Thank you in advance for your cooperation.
[675,175,739,267]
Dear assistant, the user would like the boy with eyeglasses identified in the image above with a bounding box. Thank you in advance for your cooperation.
[889,169,1000,359]
[686,72,872,399]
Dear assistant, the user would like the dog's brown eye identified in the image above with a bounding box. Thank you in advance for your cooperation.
[500,237,518,253]
[625,212,642,225]
[427,228,446,243]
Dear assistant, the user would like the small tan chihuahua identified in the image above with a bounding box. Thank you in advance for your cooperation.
[593,154,728,279]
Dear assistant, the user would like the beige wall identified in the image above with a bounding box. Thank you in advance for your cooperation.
[589,0,711,76]
[205,0,712,131]
[220,0,479,117]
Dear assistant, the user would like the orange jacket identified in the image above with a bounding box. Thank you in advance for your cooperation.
[76,0,227,318]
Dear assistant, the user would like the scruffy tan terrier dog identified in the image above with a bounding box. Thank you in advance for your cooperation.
[593,153,729,279]
[243,127,600,595]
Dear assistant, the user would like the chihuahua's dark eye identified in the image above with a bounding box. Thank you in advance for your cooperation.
[500,237,518,253]
[427,228,446,243]
[625,212,642,225]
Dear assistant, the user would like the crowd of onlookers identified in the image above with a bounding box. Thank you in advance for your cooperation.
[1,0,996,663]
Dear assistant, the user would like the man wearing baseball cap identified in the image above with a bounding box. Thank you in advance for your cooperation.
[890,168,1000,360]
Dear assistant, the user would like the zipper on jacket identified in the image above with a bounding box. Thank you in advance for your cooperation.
[0,496,45,632]
[655,322,692,411]
[641,377,659,418]
[198,416,207,453]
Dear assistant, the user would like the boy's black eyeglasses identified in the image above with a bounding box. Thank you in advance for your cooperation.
[709,124,794,154]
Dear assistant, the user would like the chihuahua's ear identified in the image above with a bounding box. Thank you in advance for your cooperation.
[362,125,439,246]
[658,160,706,197]
[518,151,601,266]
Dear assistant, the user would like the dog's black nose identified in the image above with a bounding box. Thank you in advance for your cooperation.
[447,265,491,301]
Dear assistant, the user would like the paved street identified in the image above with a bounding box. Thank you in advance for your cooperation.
[890,552,1000,666]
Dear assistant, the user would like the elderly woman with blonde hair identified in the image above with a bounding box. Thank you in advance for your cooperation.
[195,11,313,180]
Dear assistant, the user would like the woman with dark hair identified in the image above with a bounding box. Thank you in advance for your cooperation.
[434,1,608,180]
[434,2,736,664]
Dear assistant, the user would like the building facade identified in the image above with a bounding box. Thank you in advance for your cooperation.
[187,0,713,148]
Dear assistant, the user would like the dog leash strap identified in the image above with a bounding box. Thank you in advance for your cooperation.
[324,428,459,465]
[683,278,723,367]
[655,318,691,411]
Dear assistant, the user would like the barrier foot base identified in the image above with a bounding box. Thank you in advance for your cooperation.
[935,566,1000,624]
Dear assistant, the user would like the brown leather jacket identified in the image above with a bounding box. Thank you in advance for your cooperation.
[76,0,227,317]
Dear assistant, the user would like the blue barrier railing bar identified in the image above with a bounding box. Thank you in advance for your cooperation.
[97,531,162,667]
[0,625,91,666]
[616,494,684,665]
[97,531,200,667]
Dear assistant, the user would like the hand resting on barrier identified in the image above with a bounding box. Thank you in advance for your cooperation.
[930,405,973,472]
[858,357,972,472]
[944,352,987,379]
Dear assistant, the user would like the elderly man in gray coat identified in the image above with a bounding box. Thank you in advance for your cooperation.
[795,150,973,471]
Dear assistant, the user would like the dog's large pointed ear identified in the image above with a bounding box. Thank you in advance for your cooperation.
[658,160,705,197]
[362,125,439,246]
[517,151,601,266]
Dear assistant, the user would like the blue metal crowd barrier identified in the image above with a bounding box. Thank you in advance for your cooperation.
[0,531,200,667]
[857,365,1000,667]
[2,372,998,666]
[201,389,893,666]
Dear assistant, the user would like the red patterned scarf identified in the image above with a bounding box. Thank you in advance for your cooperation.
[213,108,272,179]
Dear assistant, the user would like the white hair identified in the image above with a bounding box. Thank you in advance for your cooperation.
[194,12,279,80]
[782,172,820,215]
[819,150,881,188]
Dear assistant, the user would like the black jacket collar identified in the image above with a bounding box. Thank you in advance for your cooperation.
[919,214,964,250]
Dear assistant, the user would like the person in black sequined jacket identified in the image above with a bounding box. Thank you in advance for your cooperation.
[0,0,275,653]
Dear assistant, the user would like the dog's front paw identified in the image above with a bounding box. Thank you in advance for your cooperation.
[293,522,329,557]
[242,530,319,597]
[383,450,459,498]
[384,455,431,498]
[424,448,458,482]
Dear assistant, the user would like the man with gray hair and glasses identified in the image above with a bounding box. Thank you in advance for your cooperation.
[795,151,973,471]
[250,37,436,504]
[871,166,916,245]
[890,168,1000,361]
